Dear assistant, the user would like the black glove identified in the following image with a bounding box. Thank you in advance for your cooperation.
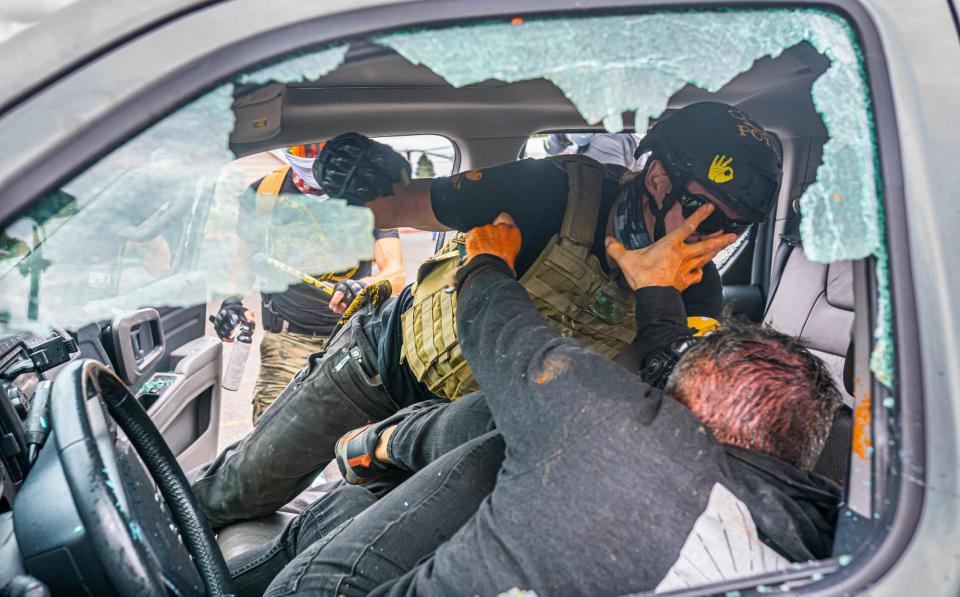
[333,279,368,309]
[209,297,252,340]
[313,133,412,206]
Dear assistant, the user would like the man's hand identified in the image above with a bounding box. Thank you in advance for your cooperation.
[329,279,368,315]
[465,212,522,272]
[605,204,737,292]
[210,297,255,342]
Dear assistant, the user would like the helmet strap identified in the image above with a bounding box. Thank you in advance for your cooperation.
[646,181,683,241]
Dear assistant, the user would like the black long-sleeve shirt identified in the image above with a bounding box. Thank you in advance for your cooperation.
[386,263,711,472]
[380,255,839,595]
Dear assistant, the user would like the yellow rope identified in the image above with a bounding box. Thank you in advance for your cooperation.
[338,279,393,325]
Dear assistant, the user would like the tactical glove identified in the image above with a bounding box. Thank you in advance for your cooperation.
[210,297,252,340]
[332,279,368,311]
[335,423,391,485]
[313,132,412,206]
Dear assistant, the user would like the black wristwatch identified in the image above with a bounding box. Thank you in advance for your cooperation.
[642,337,697,389]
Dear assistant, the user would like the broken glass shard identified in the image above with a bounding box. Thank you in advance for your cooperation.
[377,8,891,386]
[236,44,349,85]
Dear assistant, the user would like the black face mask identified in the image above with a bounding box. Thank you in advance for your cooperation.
[616,169,751,248]
[676,188,753,236]
[614,178,653,250]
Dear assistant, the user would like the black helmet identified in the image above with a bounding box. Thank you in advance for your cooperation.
[634,102,782,223]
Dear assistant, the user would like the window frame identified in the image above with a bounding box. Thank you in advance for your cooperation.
[0,0,919,594]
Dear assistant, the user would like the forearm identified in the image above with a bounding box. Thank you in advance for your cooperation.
[366,237,407,295]
[634,286,707,389]
[365,180,452,231]
[454,254,650,452]
[634,287,692,363]
[361,269,405,295]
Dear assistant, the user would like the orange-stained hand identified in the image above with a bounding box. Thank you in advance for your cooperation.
[465,212,522,273]
[605,204,738,292]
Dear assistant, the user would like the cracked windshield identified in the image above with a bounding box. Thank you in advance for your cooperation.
[0,6,894,596]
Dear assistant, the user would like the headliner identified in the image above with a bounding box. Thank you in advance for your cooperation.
[229,38,830,168]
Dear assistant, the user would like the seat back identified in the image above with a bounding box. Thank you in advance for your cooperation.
[763,243,854,485]
[764,246,854,406]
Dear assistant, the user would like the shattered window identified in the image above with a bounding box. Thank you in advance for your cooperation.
[0,8,893,588]
[377,9,890,386]
[0,59,377,334]
[0,9,889,387]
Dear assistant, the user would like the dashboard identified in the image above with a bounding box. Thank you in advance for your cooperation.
[0,308,216,596]
[0,327,98,591]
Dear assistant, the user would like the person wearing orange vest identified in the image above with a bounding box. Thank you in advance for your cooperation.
[211,144,405,423]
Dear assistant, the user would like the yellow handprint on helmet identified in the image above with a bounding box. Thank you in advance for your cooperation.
[708,155,734,184]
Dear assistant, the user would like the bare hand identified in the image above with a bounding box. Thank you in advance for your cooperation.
[329,290,347,314]
[465,212,522,272]
[328,279,365,315]
[605,204,737,291]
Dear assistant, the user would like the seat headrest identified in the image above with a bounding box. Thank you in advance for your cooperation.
[826,261,854,311]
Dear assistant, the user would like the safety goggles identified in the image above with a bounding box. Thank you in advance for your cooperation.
[677,189,753,235]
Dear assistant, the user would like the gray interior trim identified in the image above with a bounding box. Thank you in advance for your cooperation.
[110,308,165,385]
[142,336,223,470]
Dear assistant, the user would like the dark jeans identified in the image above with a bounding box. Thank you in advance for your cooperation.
[191,303,400,528]
[384,391,497,473]
[228,431,506,596]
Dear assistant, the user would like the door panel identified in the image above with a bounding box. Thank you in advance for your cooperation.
[136,335,222,469]
[154,304,206,373]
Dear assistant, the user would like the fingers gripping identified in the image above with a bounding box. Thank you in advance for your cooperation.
[466,212,522,271]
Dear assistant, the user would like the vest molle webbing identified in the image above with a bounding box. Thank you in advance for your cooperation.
[401,155,637,401]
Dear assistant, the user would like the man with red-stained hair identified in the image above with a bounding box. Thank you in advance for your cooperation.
[666,317,839,471]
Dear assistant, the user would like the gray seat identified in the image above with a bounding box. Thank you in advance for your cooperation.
[763,243,854,485]
[764,246,854,406]
[215,466,343,561]
[217,512,297,561]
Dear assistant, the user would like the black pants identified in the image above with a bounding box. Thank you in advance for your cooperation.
[191,302,401,528]
[229,431,505,596]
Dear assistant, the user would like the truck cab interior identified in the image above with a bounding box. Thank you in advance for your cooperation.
[0,5,905,596]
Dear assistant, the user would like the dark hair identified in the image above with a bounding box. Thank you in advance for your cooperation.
[665,318,841,470]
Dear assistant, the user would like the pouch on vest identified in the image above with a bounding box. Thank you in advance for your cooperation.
[400,235,479,400]
[402,155,637,401]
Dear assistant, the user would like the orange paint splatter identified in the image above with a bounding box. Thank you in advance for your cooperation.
[851,398,872,459]
[535,354,570,384]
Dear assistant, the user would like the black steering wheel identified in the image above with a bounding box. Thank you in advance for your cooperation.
[50,359,232,596]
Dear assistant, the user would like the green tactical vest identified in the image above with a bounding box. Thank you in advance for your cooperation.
[400,154,638,400]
